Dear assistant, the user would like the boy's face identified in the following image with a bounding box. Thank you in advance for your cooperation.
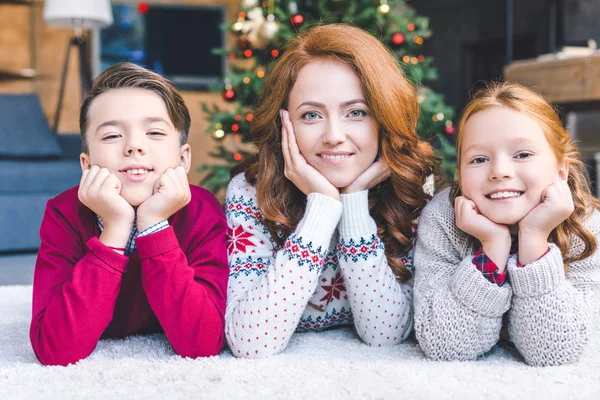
[80,88,191,206]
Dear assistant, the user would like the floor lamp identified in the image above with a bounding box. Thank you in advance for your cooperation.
[43,0,113,132]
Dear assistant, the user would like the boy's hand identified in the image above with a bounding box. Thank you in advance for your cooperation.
[518,173,574,264]
[281,109,339,200]
[136,166,191,231]
[455,196,511,270]
[78,166,135,248]
[340,158,390,194]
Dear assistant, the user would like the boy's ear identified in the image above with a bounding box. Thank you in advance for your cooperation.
[179,144,191,174]
[80,153,91,172]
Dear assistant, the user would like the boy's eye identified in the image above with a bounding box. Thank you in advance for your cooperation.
[102,134,121,140]
[147,131,166,136]
[348,109,367,118]
[301,111,320,121]
[515,152,532,159]
[469,156,488,164]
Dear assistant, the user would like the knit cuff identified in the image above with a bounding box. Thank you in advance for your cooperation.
[296,192,342,245]
[135,226,180,259]
[86,237,129,274]
[338,190,377,237]
[507,243,565,297]
[451,256,513,317]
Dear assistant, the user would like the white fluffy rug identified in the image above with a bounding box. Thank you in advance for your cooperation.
[1,285,599,400]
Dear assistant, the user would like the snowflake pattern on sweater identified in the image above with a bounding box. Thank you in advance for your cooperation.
[225,173,415,358]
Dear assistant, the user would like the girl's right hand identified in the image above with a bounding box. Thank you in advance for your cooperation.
[280,109,339,200]
[455,196,512,269]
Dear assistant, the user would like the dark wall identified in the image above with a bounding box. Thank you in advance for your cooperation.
[411,0,600,114]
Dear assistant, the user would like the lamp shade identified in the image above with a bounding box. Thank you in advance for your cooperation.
[44,0,113,29]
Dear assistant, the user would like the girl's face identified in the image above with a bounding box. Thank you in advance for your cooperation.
[459,106,567,226]
[287,59,379,188]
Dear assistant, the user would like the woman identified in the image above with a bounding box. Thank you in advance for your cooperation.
[225,23,438,358]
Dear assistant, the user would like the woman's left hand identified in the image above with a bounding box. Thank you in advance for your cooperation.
[340,158,390,194]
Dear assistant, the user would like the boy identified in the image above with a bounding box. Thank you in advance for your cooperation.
[30,63,228,366]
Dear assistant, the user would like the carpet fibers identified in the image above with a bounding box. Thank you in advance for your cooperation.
[1,285,599,400]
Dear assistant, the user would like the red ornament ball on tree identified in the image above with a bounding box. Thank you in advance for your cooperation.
[445,126,455,135]
[223,89,236,101]
[138,3,149,14]
[392,33,405,45]
[233,153,242,161]
[291,14,304,25]
[271,49,280,58]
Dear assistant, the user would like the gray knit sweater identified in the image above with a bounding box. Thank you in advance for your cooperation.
[413,187,600,366]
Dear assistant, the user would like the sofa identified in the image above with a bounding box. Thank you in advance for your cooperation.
[0,94,81,253]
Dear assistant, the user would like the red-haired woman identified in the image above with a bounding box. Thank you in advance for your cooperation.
[225,23,438,358]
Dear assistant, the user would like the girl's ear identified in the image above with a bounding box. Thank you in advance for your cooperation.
[558,160,569,181]
[80,153,91,172]
[179,144,191,174]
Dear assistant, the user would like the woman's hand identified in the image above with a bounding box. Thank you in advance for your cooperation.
[280,109,339,200]
[340,158,390,194]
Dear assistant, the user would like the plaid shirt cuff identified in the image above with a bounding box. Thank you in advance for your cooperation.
[136,220,169,238]
[472,247,507,286]
[517,247,550,268]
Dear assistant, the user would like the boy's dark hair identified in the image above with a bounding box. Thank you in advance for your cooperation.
[79,62,191,153]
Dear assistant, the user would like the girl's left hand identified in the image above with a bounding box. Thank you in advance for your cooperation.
[340,158,390,194]
[518,171,574,238]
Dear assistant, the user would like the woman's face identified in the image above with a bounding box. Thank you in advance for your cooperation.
[286,59,379,188]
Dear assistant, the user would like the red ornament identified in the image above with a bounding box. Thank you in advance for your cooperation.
[445,126,455,135]
[392,33,405,46]
[138,2,149,14]
[223,89,236,102]
[232,124,240,132]
[233,153,242,161]
[271,49,280,58]
[244,49,253,58]
[418,55,425,62]
[291,14,304,26]
[245,114,253,122]
[234,114,242,121]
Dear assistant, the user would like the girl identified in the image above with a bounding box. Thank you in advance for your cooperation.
[414,82,600,366]
[225,24,437,358]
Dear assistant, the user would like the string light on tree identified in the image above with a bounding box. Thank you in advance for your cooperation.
[213,129,225,140]
[378,0,390,13]
[289,1,304,26]
[223,80,236,102]
[445,120,455,134]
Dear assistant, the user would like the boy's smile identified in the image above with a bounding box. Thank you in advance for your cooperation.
[80,88,190,206]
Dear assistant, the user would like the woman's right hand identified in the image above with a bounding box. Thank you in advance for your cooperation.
[280,109,339,200]
[455,196,511,270]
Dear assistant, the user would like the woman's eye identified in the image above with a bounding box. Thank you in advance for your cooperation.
[515,152,532,159]
[348,109,367,118]
[301,111,320,120]
[469,157,487,164]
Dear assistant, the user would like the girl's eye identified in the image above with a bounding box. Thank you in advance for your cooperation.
[469,156,488,164]
[102,134,121,140]
[348,109,367,118]
[515,152,532,159]
[301,111,320,120]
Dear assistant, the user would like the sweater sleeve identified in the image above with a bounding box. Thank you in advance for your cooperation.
[30,202,128,366]
[413,192,512,361]
[336,190,413,346]
[508,217,600,366]
[136,192,229,358]
[224,174,342,358]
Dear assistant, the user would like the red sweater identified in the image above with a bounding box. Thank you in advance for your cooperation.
[30,185,229,366]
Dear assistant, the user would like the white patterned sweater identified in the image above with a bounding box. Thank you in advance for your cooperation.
[414,188,600,366]
[225,173,415,358]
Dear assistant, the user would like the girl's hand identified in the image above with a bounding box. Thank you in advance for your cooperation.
[280,109,339,200]
[518,172,574,238]
[518,171,574,265]
[340,158,390,194]
[455,195,511,269]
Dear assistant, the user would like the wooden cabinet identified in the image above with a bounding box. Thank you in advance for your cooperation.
[504,55,600,103]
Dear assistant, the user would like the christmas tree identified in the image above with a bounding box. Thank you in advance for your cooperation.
[200,0,456,196]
